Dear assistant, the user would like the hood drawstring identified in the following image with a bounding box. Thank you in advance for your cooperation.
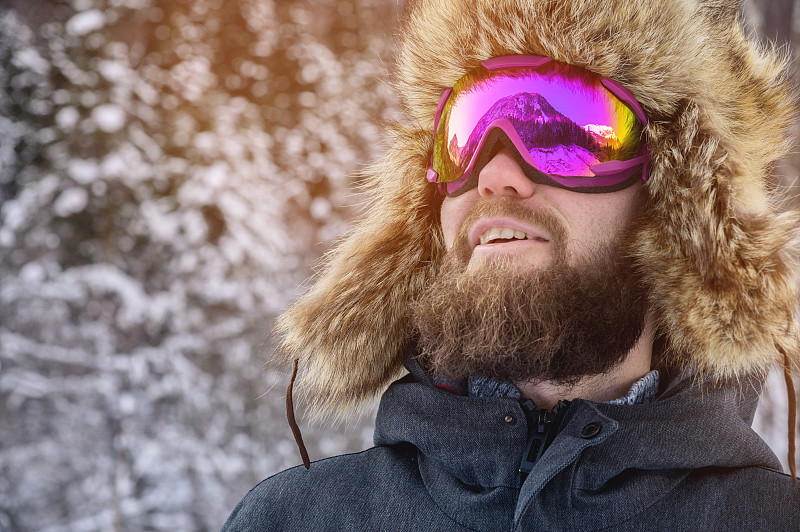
[286,359,311,469]
[782,348,796,485]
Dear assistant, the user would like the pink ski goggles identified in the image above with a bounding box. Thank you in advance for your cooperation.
[426,56,650,196]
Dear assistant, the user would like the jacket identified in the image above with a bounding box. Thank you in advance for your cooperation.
[222,369,800,531]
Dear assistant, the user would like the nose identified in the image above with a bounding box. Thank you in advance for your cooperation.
[477,148,536,198]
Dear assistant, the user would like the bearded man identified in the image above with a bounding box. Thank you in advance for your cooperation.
[223,0,800,530]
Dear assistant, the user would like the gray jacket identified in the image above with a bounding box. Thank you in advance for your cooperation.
[223,371,799,531]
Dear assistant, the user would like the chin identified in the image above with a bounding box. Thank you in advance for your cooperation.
[467,248,554,271]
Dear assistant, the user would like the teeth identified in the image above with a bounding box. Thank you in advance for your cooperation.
[479,227,544,245]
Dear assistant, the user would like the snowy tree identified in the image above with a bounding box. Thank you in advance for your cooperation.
[0,0,400,529]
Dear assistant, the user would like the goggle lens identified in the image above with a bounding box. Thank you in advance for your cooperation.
[429,57,648,195]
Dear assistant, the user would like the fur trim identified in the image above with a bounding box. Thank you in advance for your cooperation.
[277,0,800,415]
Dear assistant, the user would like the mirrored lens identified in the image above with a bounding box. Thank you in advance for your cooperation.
[433,64,643,183]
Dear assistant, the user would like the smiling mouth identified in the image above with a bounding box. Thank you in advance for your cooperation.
[477,227,549,246]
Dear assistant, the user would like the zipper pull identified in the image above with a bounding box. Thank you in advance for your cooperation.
[518,399,570,483]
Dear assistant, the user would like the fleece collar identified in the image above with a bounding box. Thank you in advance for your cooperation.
[466,371,660,405]
[406,351,660,405]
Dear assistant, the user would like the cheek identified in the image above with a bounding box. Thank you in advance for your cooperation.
[564,185,644,248]
[439,196,466,248]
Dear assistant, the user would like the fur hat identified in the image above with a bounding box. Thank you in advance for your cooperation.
[276,0,800,417]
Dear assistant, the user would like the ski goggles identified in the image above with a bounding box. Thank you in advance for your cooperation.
[426,56,650,196]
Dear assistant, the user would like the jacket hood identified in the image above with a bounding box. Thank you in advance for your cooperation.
[276,0,800,415]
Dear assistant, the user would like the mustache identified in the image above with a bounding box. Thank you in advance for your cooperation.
[452,197,568,264]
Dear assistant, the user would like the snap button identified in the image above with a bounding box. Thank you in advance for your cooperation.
[503,414,516,424]
[580,422,602,439]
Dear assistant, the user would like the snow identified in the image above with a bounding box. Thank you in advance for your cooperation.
[310,196,332,220]
[56,107,81,131]
[91,103,126,133]
[13,47,50,75]
[753,367,795,473]
[68,159,101,184]
[53,187,89,217]
[66,9,106,36]
[141,200,181,242]
[97,59,128,83]
[0,228,14,247]
[19,261,47,282]
[527,144,600,175]
[583,123,618,143]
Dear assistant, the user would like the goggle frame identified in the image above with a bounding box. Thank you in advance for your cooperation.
[426,56,650,196]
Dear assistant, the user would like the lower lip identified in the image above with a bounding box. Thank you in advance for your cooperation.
[472,239,549,255]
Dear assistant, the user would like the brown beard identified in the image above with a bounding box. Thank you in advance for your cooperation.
[412,198,648,387]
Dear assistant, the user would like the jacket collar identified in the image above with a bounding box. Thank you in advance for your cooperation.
[375,375,528,488]
[374,367,781,530]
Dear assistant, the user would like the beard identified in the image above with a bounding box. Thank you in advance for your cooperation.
[411,198,648,387]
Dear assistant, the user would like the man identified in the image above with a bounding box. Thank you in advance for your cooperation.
[224,0,800,529]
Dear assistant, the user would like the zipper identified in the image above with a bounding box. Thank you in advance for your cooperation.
[518,399,570,484]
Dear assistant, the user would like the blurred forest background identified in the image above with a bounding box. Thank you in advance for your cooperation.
[0,0,798,530]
